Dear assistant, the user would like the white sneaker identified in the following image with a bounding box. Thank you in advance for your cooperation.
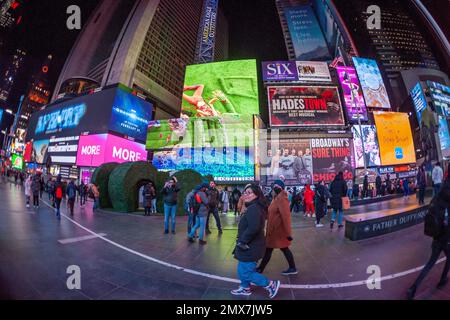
[26,204,30,208]
[315,224,324,228]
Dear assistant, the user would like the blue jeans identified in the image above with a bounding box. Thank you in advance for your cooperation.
[164,204,177,232]
[237,261,270,288]
[187,210,197,234]
[347,189,353,199]
[433,183,442,198]
[189,216,206,240]
[151,198,157,213]
[93,197,99,211]
[331,208,344,225]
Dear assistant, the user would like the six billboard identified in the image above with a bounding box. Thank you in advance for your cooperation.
[352,57,391,109]
[262,61,298,82]
[284,5,331,61]
[268,86,345,127]
[374,112,416,166]
[351,125,381,168]
[336,66,368,122]
[182,60,259,118]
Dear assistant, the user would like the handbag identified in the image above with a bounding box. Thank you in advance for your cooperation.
[342,196,351,210]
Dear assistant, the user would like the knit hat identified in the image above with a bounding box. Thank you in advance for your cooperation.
[273,179,285,189]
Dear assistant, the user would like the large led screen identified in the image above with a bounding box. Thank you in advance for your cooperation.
[411,83,427,125]
[374,112,416,165]
[109,86,153,143]
[351,125,381,168]
[438,116,450,158]
[181,60,259,118]
[352,57,391,109]
[12,154,24,170]
[336,66,368,122]
[48,136,79,165]
[27,86,153,143]
[152,147,255,182]
[268,86,344,127]
[31,139,50,164]
[284,5,331,61]
[0,109,3,127]
[146,114,254,150]
[76,134,147,167]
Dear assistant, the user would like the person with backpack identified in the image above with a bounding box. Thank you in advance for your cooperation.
[187,183,210,245]
[407,175,450,300]
[66,179,77,216]
[161,177,180,234]
[185,189,196,235]
[54,175,64,220]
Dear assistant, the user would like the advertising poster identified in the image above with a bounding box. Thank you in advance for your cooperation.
[351,125,381,168]
[438,116,450,158]
[296,61,332,82]
[12,154,24,170]
[182,60,259,118]
[336,66,368,122]
[27,88,117,141]
[284,5,331,61]
[76,134,147,167]
[352,57,391,109]
[0,109,3,127]
[311,138,354,182]
[268,86,345,127]
[146,114,254,150]
[262,61,298,82]
[195,0,219,63]
[23,141,33,162]
[152,147,255,182]
[109,87,153,143]
[411,83,427,125]
[374,112,416,166]
[262,139,314,186]
[31,139,50,164]
[312,0,339,56]
[48,136,79,165]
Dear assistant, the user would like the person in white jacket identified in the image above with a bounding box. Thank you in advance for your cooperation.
[432,162,444,197]
[24,176,32,208]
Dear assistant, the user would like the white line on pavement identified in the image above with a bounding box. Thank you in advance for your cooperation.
[41,200,445,289]
[58,233,107,244]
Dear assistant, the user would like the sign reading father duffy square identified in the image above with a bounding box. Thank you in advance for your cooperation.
[267,86,345,127]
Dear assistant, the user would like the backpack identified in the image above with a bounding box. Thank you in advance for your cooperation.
[67,186,75,199]
[424,198,446,237]
[191,193,202,215]
[55,186,63,199]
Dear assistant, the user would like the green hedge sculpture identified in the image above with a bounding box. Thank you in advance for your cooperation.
[91,162,119,209]
[108,161,157,213]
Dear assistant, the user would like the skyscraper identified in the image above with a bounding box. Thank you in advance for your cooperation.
[0,48,26,106]
[15,55,53,131]
[53,0,229,119]
[332,0,444,107]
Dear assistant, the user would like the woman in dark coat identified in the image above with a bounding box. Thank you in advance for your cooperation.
[329,172,348,229]
[362,175,369,198]
[231,184,280,299]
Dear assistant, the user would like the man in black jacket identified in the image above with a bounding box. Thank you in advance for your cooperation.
[205,181,223,235]
[161,177,180,234]
[407,177,450,300]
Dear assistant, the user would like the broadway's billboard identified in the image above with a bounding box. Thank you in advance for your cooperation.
[352,57,391,109]
[336,66,368,122]
[268,86,345,127]
[262,61,332,83]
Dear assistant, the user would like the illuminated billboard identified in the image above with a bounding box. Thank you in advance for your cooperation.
[31,139,50,164]
[351,125,381,168]
[12,154,24,170]
[262,61,331,83]
[284,5,331,61]
[48,136,79,165]
[438,116,450,158]
[0,109,3,126]
[182,60,259,118]
[267,86,345,127]
[352,57,391,109]
[374,112,416,165]
[336,66,368,122]
[411,83,427,125]
[26,85,153,143]
[152,147,255,183]
[76,134,147,167]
